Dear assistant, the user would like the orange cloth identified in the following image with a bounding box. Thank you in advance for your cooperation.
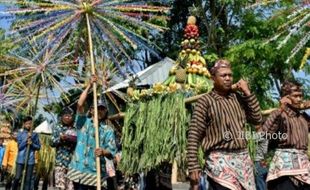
[2,139,18,168]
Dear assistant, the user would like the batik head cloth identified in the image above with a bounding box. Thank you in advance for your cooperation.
[210,59,231,75]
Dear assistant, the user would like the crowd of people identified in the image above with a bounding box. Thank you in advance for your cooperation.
[187,59,310,190]
[0,59,309,190]
[0,75,120,190]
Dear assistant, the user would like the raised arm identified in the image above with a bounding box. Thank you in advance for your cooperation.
[77,75,97,114]
[235,79,262,125]
[262,109,282,134]
[263,95,292,134]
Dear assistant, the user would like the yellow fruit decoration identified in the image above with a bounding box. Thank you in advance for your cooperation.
[127,87,134,97]
[187,16,197,25]
[168,83,178,92]
[204,70,211,77]
[153,83,165,93]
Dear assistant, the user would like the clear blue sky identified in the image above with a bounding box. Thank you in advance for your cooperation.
[0,5,11,30]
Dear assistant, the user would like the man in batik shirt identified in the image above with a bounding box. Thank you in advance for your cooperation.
[187,59,262,190]
[263,80,310,190]
[67,75,117,189]
[51,107,76,190]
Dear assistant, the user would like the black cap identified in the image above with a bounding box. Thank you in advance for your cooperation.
[91,99,107,108]
[23,116,33,122]
[60,107,75,116]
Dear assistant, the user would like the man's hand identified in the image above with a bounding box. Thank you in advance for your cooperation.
[60,134,67,141]
[89,75,98,85]
[27,137,32,145]
[189,170,200,188]
[95,148,109,157]
[287,100,310,110]
[234,79,251,96]
[280,96,292,109]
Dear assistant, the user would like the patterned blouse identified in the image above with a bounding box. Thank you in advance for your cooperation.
[51,124,76,167]
[67,114,117,186]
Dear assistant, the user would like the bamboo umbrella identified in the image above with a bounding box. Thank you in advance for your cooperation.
[263,2,310,66]
[0,0,171,76]
[0,42,77,188]
[1,1,171,189]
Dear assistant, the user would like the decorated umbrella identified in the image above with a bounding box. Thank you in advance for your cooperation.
[265,2,310,68]
[0,41,77,188]
[1,1,171,188]
[0,0,171,74]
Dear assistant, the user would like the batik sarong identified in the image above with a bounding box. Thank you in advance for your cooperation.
[55,166,74,190]
[205,149,256,190]
[267,148,310,185]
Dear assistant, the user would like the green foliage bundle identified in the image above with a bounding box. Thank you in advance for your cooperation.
[120,93,189,175]
[36,134,55,178]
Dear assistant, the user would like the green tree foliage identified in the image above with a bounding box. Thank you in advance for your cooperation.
[164,1,309,109]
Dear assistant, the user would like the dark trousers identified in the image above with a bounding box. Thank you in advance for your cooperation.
[208,178,230,190]
[12,163,34,190]
[5,174,14,190]
[268,176,310,190]
[0,168,4,182]
[33,175,49,190]
[254,162,268,190]
[107,176,118,190]
[73,182,96,190]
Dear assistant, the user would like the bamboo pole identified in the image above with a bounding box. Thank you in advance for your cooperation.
[108,112,125,120]
[108,94,278,120]
[86,13,101,189]
[261,108,277,115]
[21,81,41,190]
[184,93,207,104]
[171,160,178,184]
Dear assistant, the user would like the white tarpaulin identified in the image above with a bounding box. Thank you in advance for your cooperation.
[105,57,175,92]
[34,120,52,134]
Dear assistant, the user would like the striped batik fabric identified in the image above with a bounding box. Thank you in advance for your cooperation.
[67,168,107,187]
[262,106,309,150]
[187,90,262,172]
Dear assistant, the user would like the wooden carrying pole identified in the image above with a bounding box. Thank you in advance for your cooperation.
[86,13,101,189]
[108,93,278,120]
[21,82,41,190]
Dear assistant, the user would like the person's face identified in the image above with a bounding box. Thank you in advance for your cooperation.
[288,89,303,106]
[62,114,73,125]
[98,106,108,120]
[12,132,18,140]
[212,67,233,92]
[90,106,107,120]
[23,120,32,130]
